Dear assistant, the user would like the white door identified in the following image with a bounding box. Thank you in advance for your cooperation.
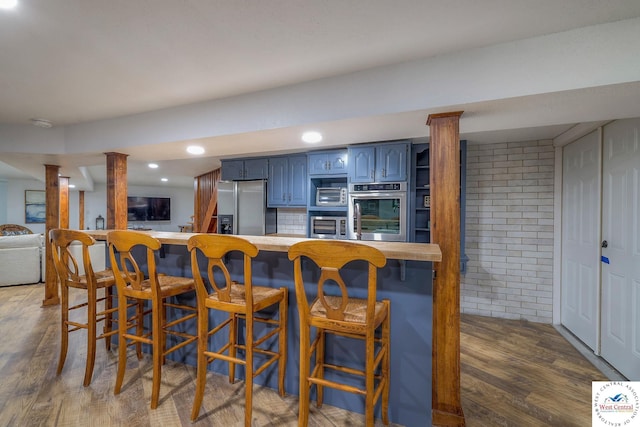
[561,132,601,351]
[600,119,640,380]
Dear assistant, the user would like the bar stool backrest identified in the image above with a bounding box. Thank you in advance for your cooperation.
[50,228,98,284]
[107,230,160,292]
[288,240,386,324]
[187,234,258,303]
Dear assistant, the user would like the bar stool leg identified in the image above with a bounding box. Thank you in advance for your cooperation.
[114,294,128,395]
[190,307,208,421]
[298,323,311,427]
[151,300,163,409]
[228,313,237,383]
[316,329,325,407]
[382,301,391,425]
[278,288,288,396]
[84,285,98,387]
[104,286,113,350]
[365,330,375,427]
[57,283,69,376]
[244,315,254,427]
[135,300,144,359]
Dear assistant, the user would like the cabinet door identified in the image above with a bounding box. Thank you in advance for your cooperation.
[309,150,348,176]
[288,155,307,206]
[267,157,288,206]
[220,159,244,181]
[377,143,408,182]
[244,158,269,180]
[349,146,375,182]
[328,150,348,175]
[308,153,329,175]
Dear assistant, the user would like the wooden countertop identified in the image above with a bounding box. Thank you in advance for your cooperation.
[86,230,441,262]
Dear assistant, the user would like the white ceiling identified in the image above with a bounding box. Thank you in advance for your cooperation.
[1,0,640,189]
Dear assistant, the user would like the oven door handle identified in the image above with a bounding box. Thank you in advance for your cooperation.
[355,202,362,240]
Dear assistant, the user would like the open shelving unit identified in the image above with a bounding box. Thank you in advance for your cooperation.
[409,141,468,273]
[412,146,431,243]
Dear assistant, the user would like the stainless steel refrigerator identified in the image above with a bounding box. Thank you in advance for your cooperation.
[217,180,277,235]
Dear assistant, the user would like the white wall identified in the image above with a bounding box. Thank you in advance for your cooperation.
[1,179,193,233]
[463,140,555,323]
[83,183,194,231]
[0,179,7,225]
[2,178,46,234]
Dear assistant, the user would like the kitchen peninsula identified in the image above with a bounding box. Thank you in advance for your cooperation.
[87,230,440,427]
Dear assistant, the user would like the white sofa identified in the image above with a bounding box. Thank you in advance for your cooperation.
[0,232,44,286]
[0,225,106,287]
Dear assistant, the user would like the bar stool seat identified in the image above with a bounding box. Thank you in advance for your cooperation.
[288,240,390,427]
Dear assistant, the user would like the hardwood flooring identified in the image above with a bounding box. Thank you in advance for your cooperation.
[0,284,611,426]
[461,314,609,427]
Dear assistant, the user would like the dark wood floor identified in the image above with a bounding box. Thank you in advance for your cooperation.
[461,313,608,427]
[0,284,609,426]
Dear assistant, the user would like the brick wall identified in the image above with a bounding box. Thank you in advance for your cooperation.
[463,140,554,323]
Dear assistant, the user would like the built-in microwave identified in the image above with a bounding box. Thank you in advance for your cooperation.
[309,216,348,239]
[315,187,347,206]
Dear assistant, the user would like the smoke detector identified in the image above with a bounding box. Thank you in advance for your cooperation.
[30,118,53,128]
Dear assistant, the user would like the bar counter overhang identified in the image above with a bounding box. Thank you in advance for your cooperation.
[88,230,441,427]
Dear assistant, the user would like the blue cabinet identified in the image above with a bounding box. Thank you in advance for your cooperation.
[308,150,348,175]
[267,155,307,207]
[221,158,268,181]
[348,146,375,182]
[348,142,409,182]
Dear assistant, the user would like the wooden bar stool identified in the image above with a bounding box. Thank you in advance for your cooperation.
[107,230,198,409]
[187,234,288,426]
[50,228,117,387]
[288,240,390,427]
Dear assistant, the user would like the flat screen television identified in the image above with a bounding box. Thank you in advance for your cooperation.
[127,196,171,221]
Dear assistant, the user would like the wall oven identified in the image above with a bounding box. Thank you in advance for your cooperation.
[309,216,348,239]
[348,182,407,242]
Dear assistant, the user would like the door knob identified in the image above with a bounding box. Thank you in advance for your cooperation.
[602,240,608,248]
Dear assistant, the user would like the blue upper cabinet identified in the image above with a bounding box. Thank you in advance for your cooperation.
[288,155,308,206]
[268,157,288,206]
[308,149,348,175]
[348,146,375,182]
[348,141,409,182]
[377,143,408,181]
[221,158,268,180]
[267,155,307,207]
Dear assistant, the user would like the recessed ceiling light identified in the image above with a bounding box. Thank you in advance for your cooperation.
[148,163,159,169]
[30,118,53,128]
[302,131,322,143]
[161,178,168,182]
[0,0,18,10]
[69,184,76,189]
[186,145,205,155]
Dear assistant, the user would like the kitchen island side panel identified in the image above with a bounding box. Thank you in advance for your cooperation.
[115,244,433,427]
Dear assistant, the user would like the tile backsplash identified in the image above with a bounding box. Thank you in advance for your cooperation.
[276,208,307,235]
